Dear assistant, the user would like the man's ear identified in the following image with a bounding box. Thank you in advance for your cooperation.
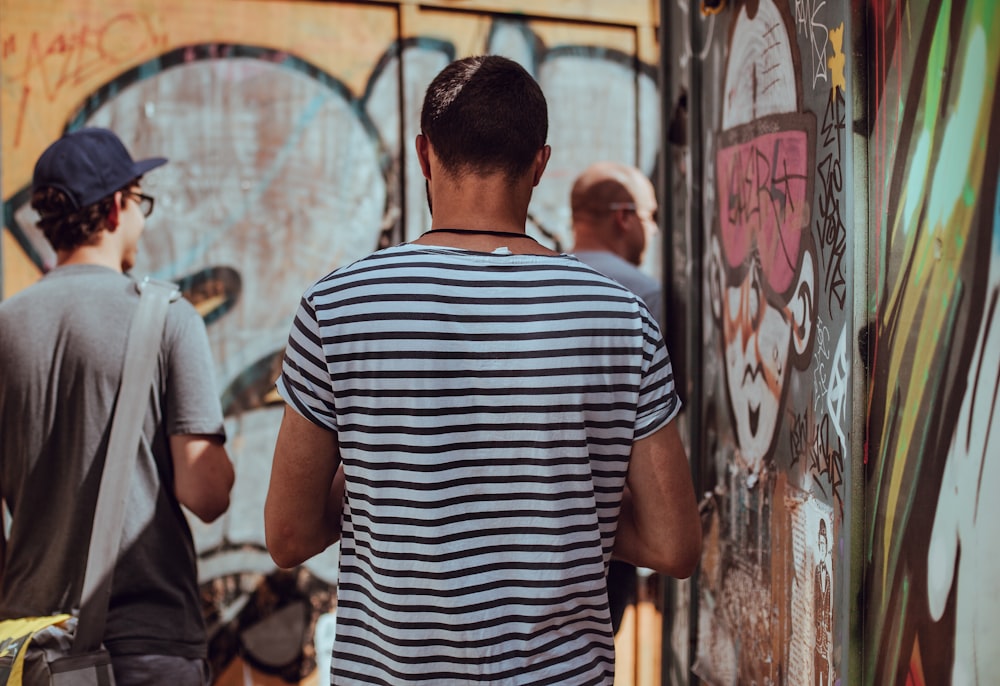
[612,207,633,234]
[790,249,815,359]
[531,145,552,187]
[415,134,432,180]
[106,192,121,231]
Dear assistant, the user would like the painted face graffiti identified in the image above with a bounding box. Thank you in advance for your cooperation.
[709,0,817,476]
[712,113,816,473]
[718,253,796,469]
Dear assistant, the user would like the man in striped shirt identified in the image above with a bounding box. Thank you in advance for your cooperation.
[264,55,701,685]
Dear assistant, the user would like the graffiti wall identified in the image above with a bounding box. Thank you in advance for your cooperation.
[864,0,1000,684]
[661,0,1000,683]
[662,0,858,683]
[12,0,996,683]
[0,1,661,683]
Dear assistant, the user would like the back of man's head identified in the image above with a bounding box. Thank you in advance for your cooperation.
[420,55,548,180]
[570,161,641,221]
[30,127,166,252]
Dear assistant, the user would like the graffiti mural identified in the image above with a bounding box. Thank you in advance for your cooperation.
[1,1,661,683]
[688,0,851,682]
[19,0,1000,683]
[865,0,1000,683]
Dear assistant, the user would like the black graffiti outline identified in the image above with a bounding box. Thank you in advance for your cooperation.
[817,89,847,316]
[788,405,844,517]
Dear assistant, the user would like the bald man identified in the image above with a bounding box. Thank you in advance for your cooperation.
[570,161,668,636]
[570,161,664,329]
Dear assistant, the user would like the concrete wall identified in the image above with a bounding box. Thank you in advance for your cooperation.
[660,0,1000,683]
[0,1,661,683]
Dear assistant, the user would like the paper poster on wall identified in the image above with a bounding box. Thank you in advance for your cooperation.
[788,495,834,686]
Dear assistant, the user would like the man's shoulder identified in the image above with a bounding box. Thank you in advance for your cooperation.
[306,244,446,294]
[0,267,123,320]
[573,250,657,289]
[158,293,211,352]
[573,250,650,279]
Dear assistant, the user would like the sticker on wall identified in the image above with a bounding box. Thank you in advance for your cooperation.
[787,495,834,685]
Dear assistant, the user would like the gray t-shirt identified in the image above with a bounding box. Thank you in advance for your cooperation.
[572,250,665,332]
[0,264,226,658]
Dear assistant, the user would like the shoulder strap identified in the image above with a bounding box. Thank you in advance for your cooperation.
[72,277,180,654]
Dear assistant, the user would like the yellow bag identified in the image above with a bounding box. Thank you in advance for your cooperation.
[0,615,114,686]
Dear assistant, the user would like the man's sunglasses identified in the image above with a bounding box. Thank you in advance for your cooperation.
[127,191,155,218]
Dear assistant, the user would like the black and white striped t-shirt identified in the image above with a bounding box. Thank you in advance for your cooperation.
[278,243,680,685]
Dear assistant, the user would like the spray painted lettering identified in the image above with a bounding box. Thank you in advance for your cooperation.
[789,405,844,516]
[1,13,167,146]
[817,88,847,315]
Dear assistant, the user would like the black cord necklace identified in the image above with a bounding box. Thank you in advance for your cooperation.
[422,228,533,239]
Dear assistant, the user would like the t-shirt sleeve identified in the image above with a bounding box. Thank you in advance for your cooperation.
[634,301,681,440]
[164,299,227,439]
[275,294,338,431]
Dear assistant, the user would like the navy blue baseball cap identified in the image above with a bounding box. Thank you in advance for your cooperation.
[32,128,167,209]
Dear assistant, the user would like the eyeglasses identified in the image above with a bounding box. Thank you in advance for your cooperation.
[127,191,155,218]
[609,202,659,225]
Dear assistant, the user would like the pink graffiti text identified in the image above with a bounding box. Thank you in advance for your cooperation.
[716,127,812,295]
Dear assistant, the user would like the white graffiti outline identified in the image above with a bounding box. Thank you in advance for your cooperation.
[794,0,830,90]
[675,0,717,69]
[813,322,832,414]
[826,326,848,453]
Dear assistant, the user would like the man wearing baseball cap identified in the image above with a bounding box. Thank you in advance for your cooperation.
[0,128,235,685]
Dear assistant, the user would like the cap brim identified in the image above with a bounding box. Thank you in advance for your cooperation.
[132,156,168,177]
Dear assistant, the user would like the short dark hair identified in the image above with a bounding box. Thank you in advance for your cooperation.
[420,55,548,180]
[31,182,133,252]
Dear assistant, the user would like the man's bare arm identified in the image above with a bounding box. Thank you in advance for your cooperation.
[613,420,701,578]
[170,434,234,523]
[264,406,344,569]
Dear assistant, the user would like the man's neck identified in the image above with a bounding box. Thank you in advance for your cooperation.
[416,158,558,253]
[570,227,621,258]
[56,245,123,273]
[416,181,557,256]
[430,191,529,235]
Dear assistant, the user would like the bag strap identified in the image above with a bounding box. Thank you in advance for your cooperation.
[72,277,179,655]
